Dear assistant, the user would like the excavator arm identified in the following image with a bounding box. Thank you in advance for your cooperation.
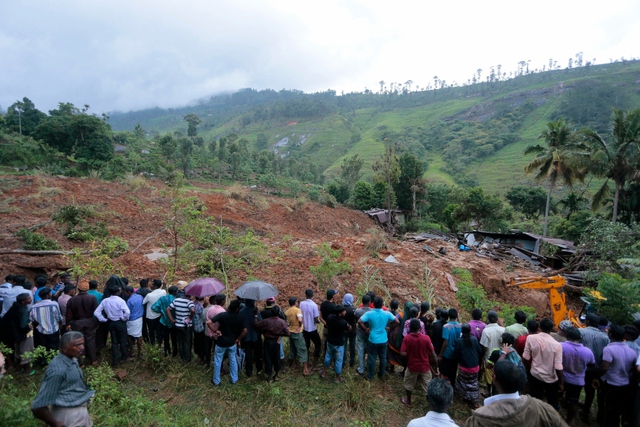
[508,275,582,328]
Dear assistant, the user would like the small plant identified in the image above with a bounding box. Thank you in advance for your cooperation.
[415,263,438,307]
[22,345,58,365]
[93,236,129,258]
[319,192,338,208]
[16,228,60,250]
[123,174,147,192]
[364,227,388,253]
[310,242,353,289]
[223,183,249,201]
[453,268,493,313]
[355,264,390,303]
[53,204,108,241]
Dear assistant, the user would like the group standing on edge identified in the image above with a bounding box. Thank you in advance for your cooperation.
[1,272,640,427]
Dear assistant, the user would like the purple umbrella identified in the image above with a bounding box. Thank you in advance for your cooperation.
[184,278,225,298]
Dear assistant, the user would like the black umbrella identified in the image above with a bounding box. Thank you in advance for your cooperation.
[233,281,278,301]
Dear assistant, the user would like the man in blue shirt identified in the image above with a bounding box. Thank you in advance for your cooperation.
[124,286,144,359]
[439,308,462,386]
[358,297,398,380]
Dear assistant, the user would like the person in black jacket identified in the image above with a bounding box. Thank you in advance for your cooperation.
[3,293,33,372]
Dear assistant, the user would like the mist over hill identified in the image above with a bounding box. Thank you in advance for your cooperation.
[107,60,640,192]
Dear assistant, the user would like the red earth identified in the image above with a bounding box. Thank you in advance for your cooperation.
[0,175,558,318]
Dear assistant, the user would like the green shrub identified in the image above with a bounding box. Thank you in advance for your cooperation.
[498,303,537,326]
[310,242,353,288]
[94,236,129,258]
[16,228,60,250]
[586,273,640,324]
[320,192,338,208]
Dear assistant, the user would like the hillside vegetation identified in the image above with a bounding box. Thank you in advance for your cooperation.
[107,60,640,192]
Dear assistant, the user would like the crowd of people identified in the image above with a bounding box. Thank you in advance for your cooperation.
[1,272,640,426]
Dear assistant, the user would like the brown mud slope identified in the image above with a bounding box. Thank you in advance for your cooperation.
[0,175,553,317]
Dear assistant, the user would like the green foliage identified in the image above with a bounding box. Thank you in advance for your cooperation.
[319,192,338,208]
[505,185,548,219]
[4,97,47,136]
[454,270,492,313]
[310,242,353,289]
[451,187,512,231]
[326,179,350,204]
[53,204,109,241]
[22,345,58,365]
[93,236,129,258]
[0,133,65,169]
[66,248,125,283]
[586,273,640,324]
[576,217,640,276]
[553,210,592,242]
[351,180,375,210]
[16,228,60,250]
[393,152,424,210]
[340,154,364,190]
[0,374,39,426]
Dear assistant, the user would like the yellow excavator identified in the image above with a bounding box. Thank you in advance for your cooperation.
[508,275,584,328]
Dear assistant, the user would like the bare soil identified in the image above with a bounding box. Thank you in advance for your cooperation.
[0,175,560,318]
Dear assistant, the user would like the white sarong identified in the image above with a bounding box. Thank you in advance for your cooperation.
[126,317,143,338]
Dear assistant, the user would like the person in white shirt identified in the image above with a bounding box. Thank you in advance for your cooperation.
[407,377,459,427]
[142,279,166,346]
[94,286,130,366]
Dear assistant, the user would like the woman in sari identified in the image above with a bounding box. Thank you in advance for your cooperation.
[453,323,484,408]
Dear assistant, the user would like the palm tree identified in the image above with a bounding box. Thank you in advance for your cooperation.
[525,118,585,236]
[581,108,640,223]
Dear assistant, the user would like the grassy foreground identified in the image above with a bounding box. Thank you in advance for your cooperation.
[1,343,475,427]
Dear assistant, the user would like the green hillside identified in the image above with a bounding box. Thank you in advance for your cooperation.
[108,60,640,193]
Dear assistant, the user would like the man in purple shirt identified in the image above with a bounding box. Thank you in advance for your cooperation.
[561,327,595,423]
[124,286,144,359]
[597,324,637,427]
[468,308,486,341]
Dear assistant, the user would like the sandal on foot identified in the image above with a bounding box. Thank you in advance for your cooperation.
[401,397,411,408]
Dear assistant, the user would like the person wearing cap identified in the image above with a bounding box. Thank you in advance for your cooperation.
[579,313,610,422]
[550,320,572,343]
[319,304,350,383]
[65,280,99,366]
[320,289,338,357]
[300,289,322,366]
[560,326,595,423]
[30,288,63,352]
[285,296,309,375]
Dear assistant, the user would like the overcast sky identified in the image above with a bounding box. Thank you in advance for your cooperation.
[1,0,639,115]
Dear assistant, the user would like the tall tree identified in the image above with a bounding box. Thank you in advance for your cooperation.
[372,145,400,216]
[339,154,364,191]
[524,118,585,236]
[581,108,640,223]
[393,152,425,213]
[183,114,201,137]
[4,97,46,136]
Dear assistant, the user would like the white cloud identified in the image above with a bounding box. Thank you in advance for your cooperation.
[0,0,638,114]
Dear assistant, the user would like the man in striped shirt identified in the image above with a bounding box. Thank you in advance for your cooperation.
[31,331,95,427]
[30,288,63,351]
[167,290,195,363]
